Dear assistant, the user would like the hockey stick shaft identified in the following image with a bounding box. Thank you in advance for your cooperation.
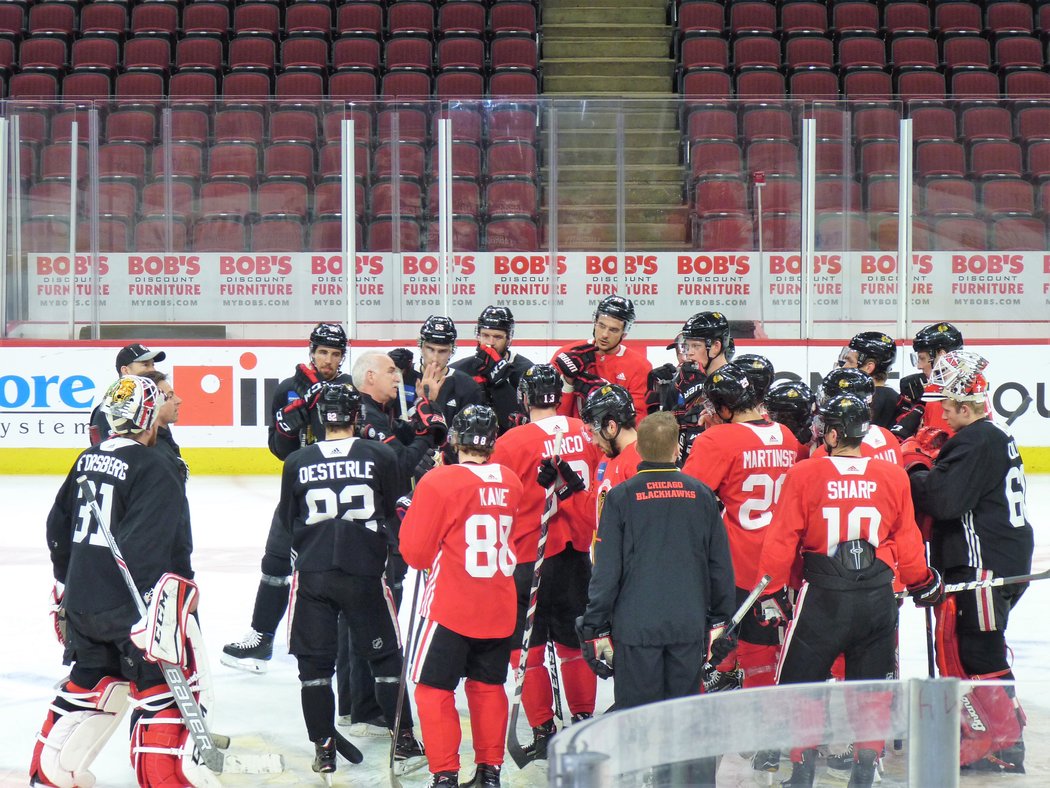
[701,574,772,673]
[76,476,225,774]
[548,639,564,724]
[507,428,563,769]
[896,567,1050,598]
[389,565,424,785]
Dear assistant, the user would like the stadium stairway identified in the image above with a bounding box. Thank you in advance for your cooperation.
[539,0,689,249]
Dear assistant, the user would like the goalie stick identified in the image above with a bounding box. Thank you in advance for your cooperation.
[507,428,564,769]
[76,476,283,776]
[701,574,772,674]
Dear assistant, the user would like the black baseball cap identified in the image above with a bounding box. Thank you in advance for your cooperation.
[115,343,167,373]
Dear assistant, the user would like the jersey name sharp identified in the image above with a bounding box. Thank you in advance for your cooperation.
[826,479,878,500]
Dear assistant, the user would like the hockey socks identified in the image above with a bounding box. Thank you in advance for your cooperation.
[250,575,290,635]
[464,679,509,768]
[511,646,554,728]
[300,678,337,742]
[415,683,461,774]
[555,644,596,717]
[737,641,779,689]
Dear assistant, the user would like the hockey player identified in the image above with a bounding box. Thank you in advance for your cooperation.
[551,295,651,419]
[581,384,641,523]
[682,364,799,775]
[909,351,1033,773]
[33,375,212,788]
[893,322,965,440]
[450,306,535,433]
[838,332,899,430]
[753,394,943,787]
[810,369,903,466]
[222,323,352,672]
[578,411,735,786]
[734,353,775,406]
[89,343,167,445]
[282,383,423,777]
[392,315,484,428]
[673,310,735,460]
[490,364,603,760]
[400,405,524,787]
[765,380,817,459]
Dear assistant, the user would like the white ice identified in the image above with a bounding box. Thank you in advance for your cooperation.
[2,474,1048,787]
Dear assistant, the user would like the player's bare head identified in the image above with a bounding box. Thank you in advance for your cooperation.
[102,375,161,438]
[309,323,347,380]
[581,384,636,456]
[518,364,562,412]
[141,370,180,427]
[353,352,400,402]
[636,412,680,463]
[477,306,514,354]
[449,405,499,460]
[592,296,635,352]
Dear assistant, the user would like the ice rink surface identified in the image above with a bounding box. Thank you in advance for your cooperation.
[1,473,1047,787]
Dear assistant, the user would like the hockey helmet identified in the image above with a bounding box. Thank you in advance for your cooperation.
[912,322,964,356]
[593,295,636,334]
[317,383,362,427]
[517,364,563,409]
[820,368,875,406]
[820,394,871,440]
[310,322,348,354]
[680,311,734,360]
[766,381,816,439]
[449,404,500,450]
[476,305,515,339]
[102,375,161,435]
[704,363,759,413]
[848,332,896,375]
[734,354,775,401]
[419,315,458,347]
[580,384,637,432]
[924,350,989,403]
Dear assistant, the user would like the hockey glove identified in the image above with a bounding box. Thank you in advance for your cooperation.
[909,567,944,609]
[293,362,326,407]
[707,621,737,665]
[572,370,606,399]
[413,450,437,481]
[275,399,310,437]
[554,457,586,498]
[902,426,950,473]
[646,363,680,414]
[575,617,614,679]
[754,588,793,628]
[899,373,926,407]
[507,411,529,428]
[553,343,598,379]
[50,581,66,646]
[675,363,706,409]
[388,348,414,374]
[537,457,559,488]
[475,344,512,387]
[411,397,448,444]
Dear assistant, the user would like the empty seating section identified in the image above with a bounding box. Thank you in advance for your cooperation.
[675,0,1050,250]
[2,0,542,252]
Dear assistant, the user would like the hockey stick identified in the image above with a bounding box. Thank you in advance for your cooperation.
[701,574,772,674]
[388,566,424,788]
[896,568,1050,598]
[507,428,564,769]
[76,476,283,775]
[547,639,564,725]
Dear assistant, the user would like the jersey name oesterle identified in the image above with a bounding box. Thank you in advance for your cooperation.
[297,458,375,484]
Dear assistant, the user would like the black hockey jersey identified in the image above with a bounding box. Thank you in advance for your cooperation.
[870,385,899,430]
[268,369,353,460]
[280,437,401,577]
[47,437,192,615]
[912,418,1034,578]
[359,391,433,487]
[450,349,534,433]
[392,364,484,425]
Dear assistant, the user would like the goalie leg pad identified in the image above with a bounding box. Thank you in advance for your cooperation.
[130,684,220,788]
[30,677,130,788]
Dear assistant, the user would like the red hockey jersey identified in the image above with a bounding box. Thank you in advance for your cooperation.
[490,415,603,561]
[593,440,642,527]
[551,341,652,421]
[683,420,801,588]
[757,455,930,592]
[810,424,903,466]
[400,463,524,639]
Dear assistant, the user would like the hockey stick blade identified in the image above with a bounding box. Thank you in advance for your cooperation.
[221,752,285,774]
[333,730,364,764]
[896,567,1050,598]
[701,574,772,673]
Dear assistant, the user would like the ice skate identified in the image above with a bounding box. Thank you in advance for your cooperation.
[393,728,427,775]
[702,667,743,693]
[961,738,1026,775]
[462,763,501,787]
[570,712,592,724]
[427,771,459,787]
[521,719,557,762]
[751,749,779,785]
[337,715,387,737]
[220,629,273,673]
[779,748,817,787]
[847,748,880,788]
[312,737,336,785]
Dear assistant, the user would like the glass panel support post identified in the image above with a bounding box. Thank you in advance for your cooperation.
[897,118,914,340]
[0,117,8,337]
[67,121,79,340]
[800,118,817,340]
[437,117,452,317]
[341,118,357,339]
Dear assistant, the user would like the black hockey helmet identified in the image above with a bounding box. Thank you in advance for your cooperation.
[419,315,457,347]
[310,322,348,354]
[766,381,816,439]
[518,364,563,409]
[449,404,500,450]
[704,363,759,413]
[681,311,734,359]
[912,322,964,356]
[734,354,774,402]
[580,383,637,431]
[476,305,515,339]
[820,394,871,440]
[848,331,896,375]
[820,368,875,406]
[593,295,636,334]
[317,383,362,427]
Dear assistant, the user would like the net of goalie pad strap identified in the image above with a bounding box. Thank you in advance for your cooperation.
[547,678,1046,786]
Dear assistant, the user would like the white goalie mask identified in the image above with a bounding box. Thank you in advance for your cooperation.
[102,375,161,435]
[923,350,990,403]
